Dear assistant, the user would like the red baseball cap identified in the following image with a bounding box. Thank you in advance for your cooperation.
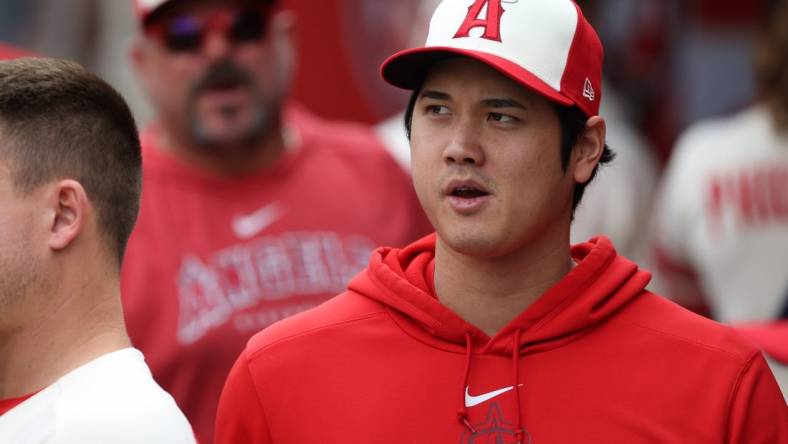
[0,42,32,60]
[133,0,275,26]
[733,321,788,364]
[381,0,604,118]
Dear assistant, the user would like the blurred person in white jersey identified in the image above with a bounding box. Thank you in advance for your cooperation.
[652,0,788,399]
[652,0,788,324]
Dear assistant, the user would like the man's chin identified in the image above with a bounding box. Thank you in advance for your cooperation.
[193,132,260,152]
[190,116,269,151]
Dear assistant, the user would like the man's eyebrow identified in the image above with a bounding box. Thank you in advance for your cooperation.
[419,90,451,101]
[418,91,526,110]
[480,98,526,109]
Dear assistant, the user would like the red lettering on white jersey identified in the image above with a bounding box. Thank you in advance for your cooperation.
[705,163,788,234]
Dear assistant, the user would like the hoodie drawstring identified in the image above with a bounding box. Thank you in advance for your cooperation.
[457,332,476,433]
[513,328,524,444]
[457,330,525,441]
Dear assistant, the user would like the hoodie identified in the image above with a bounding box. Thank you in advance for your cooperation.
[215,235,788,443]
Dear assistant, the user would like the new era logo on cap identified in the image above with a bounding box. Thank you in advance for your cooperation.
[583,78,595,102]
[381,0,603,117]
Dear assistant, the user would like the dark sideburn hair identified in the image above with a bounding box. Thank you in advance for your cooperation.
[0,58,142,266]
[754,0,788,131]
[403,87,615,214]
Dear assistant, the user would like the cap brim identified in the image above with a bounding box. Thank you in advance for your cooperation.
[0,43,33,60]
[381,46,573,108]
[138,0,276,26]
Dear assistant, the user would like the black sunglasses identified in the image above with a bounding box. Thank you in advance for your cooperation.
[147,7,269,53]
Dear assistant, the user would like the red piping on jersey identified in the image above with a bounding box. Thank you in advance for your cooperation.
[0,390,40,416]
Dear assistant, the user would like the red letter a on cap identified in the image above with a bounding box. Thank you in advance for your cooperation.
[453,0,505,42]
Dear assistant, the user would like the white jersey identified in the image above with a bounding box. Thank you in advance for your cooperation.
[0,348,195,444]
[652,105,788,322]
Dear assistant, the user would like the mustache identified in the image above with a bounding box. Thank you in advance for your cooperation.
[440,166,496,192]
[191,59,253,93]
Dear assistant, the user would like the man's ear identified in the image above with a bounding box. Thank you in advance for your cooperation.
[270,9,297,41]
[130,35,145,73]
[572,116,606,184]
[48,180,90,251]
[129,36,155,94]
[268,10,297,96]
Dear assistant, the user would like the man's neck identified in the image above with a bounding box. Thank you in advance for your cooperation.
[434,234,573,338]
[0,280,129,399]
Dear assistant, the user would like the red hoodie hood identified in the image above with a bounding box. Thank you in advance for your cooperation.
[351,233,651,438]
[348,233,651,356]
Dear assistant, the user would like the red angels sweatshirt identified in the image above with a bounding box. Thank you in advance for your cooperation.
[215,235,788,443]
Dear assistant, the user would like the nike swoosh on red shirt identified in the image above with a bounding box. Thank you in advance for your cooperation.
[232,203,282,239]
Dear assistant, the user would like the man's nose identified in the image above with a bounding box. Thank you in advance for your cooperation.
[202,30,233,60]
[443,122,485,166]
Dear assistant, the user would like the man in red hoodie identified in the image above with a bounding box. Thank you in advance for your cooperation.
[216,1,788,442]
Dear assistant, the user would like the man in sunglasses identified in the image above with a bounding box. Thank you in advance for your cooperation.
[126,0,432,442]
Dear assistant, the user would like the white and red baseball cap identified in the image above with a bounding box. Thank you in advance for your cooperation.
[381,0,604,118]
[134,0,176,24]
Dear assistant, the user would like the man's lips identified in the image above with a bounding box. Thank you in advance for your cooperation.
[443,179,492,198]
[197,78,249,101]
[443,179,493,214]
[202,78,244,92]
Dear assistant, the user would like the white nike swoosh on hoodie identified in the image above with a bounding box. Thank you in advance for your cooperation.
[464,384,523,408]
